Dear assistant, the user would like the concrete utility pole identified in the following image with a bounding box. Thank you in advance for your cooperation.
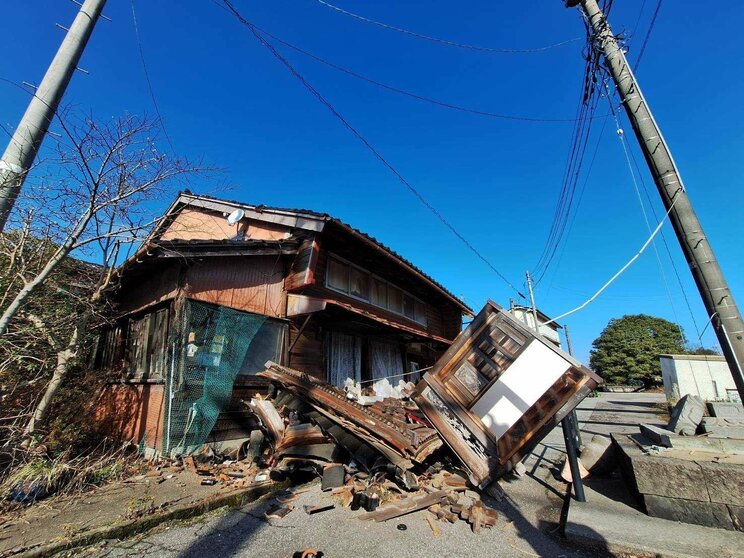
[566,0,744,403]
[0,0,107,232]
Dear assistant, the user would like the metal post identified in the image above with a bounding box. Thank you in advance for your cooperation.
[562,419,586,501]
[0,0,107,231]
[526,273,586,501]
[566,0,744,403]
[563,324,583,448]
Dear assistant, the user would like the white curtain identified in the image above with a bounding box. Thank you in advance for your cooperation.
[328,331,361,387]
[369,340,404,381]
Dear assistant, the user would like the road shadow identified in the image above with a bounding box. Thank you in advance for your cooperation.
[175,487,297,558]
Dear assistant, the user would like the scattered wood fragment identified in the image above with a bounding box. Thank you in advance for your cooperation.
[357,490,450,522]
[304,503,335,515]
[183,456,197,474]
[265,504,293,520]
[425,513,441,537]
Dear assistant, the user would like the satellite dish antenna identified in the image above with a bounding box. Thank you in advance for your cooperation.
[226,208,244,226]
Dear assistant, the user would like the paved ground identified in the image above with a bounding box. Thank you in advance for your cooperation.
[75,393,667,558]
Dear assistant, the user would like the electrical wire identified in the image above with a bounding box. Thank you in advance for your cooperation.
[633,0,663,72]
[603,86,687,342]
[130,0,176,153]
[220,0,527,299]
[257,26,588,124]
[543,188,682,326]
[314,0,583,54]
[530,29,602,285]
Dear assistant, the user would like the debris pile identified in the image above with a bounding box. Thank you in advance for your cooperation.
[240,361,501,533]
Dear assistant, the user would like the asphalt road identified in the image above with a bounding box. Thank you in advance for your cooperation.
[78,393,664,558]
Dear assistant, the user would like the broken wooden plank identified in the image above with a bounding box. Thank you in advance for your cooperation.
[250,398,285,443]
[357,490,450,522]
[304,503,335,515]
[258,362,442,466]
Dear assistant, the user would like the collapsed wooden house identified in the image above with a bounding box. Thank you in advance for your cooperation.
[93,192,472,456]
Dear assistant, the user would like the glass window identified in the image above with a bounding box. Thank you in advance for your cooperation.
[327,258,349,292]
[403,294,416,320]
[371,279,387,308]
[414,300,427,325]
[388,287,403,314]
[349,267,370,300]
[240,320,286,375]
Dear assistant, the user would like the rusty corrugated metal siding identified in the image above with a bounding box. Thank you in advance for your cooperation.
[95,384,165,451]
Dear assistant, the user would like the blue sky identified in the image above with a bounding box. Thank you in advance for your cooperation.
[2,0,742,362]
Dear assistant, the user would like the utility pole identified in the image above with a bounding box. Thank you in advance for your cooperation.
[566,0,744,403]
[525,271,540,335]
[526,272,586,502]
[0,0,107,232]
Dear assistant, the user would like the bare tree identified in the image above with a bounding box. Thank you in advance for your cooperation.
[0,110,206,441]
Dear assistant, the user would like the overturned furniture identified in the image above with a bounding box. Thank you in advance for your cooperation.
[413,301,601,488]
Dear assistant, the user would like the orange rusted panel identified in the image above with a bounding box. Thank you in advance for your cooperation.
[95,383,165,451]
[160,207,237,241]
[246,220,290,240]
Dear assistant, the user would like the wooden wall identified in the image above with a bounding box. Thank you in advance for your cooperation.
[288,318,325,380]
[117,264,180,316]
[184,256,286,318]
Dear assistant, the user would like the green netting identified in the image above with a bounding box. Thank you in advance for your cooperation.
[164,300,266,456]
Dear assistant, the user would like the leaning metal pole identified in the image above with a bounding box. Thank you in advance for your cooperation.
[567,0,744,402]
[0,0,107,232]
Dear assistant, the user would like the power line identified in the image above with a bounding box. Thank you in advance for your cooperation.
[531,33,602,285]
[314,0,583,54]
[256,26,589,124]
[604,86,686,341]
[219,0,527,299]
[544,189,682,326]
[130,0,176,153]
[633,0,663,72]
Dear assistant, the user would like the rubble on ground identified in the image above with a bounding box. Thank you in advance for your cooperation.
[241,362,499,533]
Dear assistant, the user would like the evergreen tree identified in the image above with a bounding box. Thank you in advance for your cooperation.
[589,314,686,386]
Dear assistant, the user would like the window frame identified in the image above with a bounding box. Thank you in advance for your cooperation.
[325,253,428,326]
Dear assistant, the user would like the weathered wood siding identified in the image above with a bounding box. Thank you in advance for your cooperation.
[313,244,462,341]
[288,319,325,380]
[184,256,285,317]
[285,236,318,291]
[117,264,180,316]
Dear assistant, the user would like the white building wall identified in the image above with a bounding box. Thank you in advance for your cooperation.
[510,308,562,347]
[659,355,734,404]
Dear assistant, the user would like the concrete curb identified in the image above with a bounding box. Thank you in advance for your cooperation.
[8,481,287,558]
[564,492,744,558]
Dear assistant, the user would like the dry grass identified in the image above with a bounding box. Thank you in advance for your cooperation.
[0,439,139,511]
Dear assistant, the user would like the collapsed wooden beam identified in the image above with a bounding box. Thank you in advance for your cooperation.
[258,362,442,468]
